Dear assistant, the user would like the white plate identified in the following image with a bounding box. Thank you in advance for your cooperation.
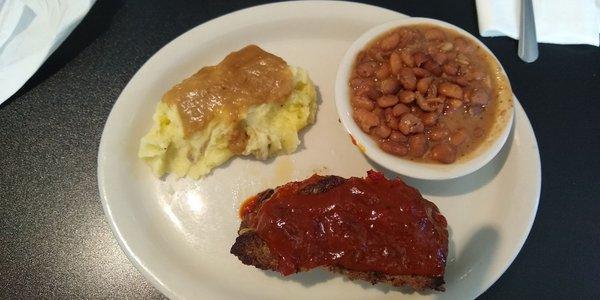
[98,1,541,299]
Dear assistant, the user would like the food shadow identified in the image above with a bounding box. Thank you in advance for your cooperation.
[443,225,500,297]
[367,122,515,197]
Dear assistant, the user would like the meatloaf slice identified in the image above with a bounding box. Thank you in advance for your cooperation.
[230,171,448,291]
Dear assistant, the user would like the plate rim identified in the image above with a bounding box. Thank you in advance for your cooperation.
[98,1,541,299]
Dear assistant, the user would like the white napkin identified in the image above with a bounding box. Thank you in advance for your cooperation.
[0,0,95,105]
[475,0,600,46]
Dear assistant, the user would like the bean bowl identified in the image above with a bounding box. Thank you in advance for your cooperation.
[335,18,514,180]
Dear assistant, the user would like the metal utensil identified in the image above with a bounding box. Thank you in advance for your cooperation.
[518,0,538,62]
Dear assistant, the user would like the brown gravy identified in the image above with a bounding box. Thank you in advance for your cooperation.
[163,45,293,137]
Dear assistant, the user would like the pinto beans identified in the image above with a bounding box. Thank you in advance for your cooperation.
[438,82,464,99]
[398,113,424,135]
[377,95,399,108]
[380,78,400,94]
[354,108,379,132]
[412,67,432,78]
[373,124,392,138]
[428,127,450,141]
[442,61,459,76]
[389,131,408,142]
[375,64,391,79]
[400,51,415,67]
[392,103,410,116]
[417,77,433,94]
[449,129,468,146]
[351,96,375,111]
[430,143,457,163]
[379,140,408,156]
[425,28,445,41]
[390,52,403,75]
[408,133,428,157]
[356,61,377,77]
[398,68,417,90]
[380,33,400,50]
[349,24,497,164]
[397,90,416,104]
[413,52,429,67]
[420,112,439,126]
[416,93,444,112]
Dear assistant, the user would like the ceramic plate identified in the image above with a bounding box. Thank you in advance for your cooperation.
[98,1,541,299]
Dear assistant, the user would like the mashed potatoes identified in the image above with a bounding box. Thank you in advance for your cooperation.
[138,67,316,179]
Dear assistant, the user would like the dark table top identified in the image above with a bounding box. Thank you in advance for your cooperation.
[1,0,599,298]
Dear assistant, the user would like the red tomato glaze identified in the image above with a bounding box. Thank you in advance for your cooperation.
[240,171,448,277]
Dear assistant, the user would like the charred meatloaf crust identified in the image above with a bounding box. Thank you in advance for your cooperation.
[231,171,448,291]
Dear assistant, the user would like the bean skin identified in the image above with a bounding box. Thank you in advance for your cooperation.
[351,96,375,111]
[438,82,464,99]
[456,53,470,65]
[390,52,403,75]
[373,124,392,138]
[417,77,433,94]
[398,68,417,90]
[380,33,400,50]
[428,127,450,141]
[449,129,468,146]
[356,84,382,100]
[377,95,399,108]
[383,107,395,126]
[430,143,457,163]
[466,69,486,81]
[398,113,424,135]
[379,140,408,156]
[432,52,447,65]
[423,60,442,76]
[413,52,429,67]
[408,133,428,157]
[400,51,415,67]
[412,67,432,78]
[446,51,458,60]
[424,28,445,41]
[420,112,439,126]
[387,117,399,130]
[392,103,410,116]
[454,38,475,53]
[442,62,459,76]
[467,88,490,105]
[373,107,384,118]
[349,77,366,89]
[372,51,387,63]
[426,82,438,98]
[416,93,444,112]
[356,62,377,77]
[380,78,400,94]
[449,76,469,87]
[375,64,391,80]
[468,106,484,116]
[448,98,464,109]
[397,90,416,104]
[440,42,454,51]
[354,108,379,132]
[389,130,408,142]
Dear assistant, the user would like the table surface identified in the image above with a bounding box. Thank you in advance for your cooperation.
[1,0,598,299]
